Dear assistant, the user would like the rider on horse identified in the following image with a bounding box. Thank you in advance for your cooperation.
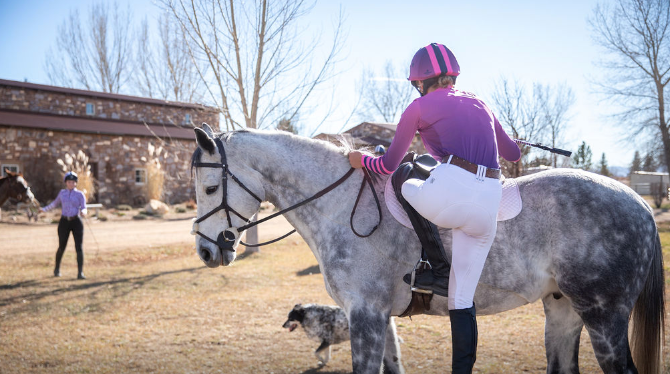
[349,43,520,373]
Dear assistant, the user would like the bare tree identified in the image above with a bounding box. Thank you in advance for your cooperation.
[44,2,134,93]
[490,78,545,177]
[357,60,415,123]
[490,78,575,176]
[537,83,575,168]
[590,0,670,176]
[162,0,345,252]
[161,0,345,133]
[135,13,204,103]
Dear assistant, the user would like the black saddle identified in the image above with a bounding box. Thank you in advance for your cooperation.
[390,153,451,273]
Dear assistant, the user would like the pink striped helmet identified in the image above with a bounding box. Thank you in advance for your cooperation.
[408,43,460,81]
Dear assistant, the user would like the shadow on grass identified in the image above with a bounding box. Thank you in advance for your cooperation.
[297,265,321,276]
[0,266,206,308]
[300,368,349,374]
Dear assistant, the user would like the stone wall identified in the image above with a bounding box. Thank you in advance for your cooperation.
[0,85,218,128]
[1,127,197,206]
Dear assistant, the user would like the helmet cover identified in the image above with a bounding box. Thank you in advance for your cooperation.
[63,171,78,182]
[408,43,460,81]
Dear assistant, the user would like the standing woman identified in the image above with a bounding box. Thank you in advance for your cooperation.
[349,43,520,373]
[39,171,87,279]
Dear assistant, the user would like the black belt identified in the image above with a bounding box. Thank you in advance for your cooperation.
[61,215,79,221]
[442,154,501,179]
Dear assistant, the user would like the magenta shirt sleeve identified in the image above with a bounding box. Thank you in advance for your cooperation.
[361,100,422,175]
[494,115,521,162]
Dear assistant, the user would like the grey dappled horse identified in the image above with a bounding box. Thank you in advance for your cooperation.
[191,127,664,374]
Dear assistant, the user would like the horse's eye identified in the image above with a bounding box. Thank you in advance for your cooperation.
[205,186,218,195]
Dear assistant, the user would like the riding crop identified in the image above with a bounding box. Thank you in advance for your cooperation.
[513,139,572,157]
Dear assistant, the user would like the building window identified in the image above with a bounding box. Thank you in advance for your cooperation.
[135,168,147,185]
[86,103,95,115]
[1,164,19,177]
[185,113,191,124]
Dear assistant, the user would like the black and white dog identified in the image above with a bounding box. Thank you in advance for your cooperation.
[282,303,350,366]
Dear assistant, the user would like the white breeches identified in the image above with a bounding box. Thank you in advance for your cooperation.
[401,162,502,310]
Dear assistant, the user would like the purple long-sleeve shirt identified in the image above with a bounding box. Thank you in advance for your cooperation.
[361,87,521,175]
[43,188,87,217]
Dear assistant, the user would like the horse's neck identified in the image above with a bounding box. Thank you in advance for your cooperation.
[0,179,10,206]
[239,132,356,236]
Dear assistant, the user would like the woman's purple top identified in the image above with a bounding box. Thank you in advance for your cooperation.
[43,188,87,217]
[361,87,521,175]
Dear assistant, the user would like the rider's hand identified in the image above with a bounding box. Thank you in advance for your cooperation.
[80,212,87,218]
[349,151,364,169]
[38,208,44,213]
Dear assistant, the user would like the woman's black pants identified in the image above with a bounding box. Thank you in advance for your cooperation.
[55,216,84,276]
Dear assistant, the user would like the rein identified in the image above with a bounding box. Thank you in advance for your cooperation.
[192,138,382,251]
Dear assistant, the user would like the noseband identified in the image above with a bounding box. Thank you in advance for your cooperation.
[191,137,382,252]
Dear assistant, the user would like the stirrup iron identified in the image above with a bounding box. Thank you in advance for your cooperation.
[409,259,433,295]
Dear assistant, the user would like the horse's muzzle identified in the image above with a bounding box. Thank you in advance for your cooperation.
[197,233,237,268]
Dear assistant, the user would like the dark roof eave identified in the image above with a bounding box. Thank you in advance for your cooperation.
[0,110,196,140]
[0,78,218,112]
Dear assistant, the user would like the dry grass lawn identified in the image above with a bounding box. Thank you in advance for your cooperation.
[1,229,670,373]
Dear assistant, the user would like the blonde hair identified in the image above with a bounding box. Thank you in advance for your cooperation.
[436,75,456,88]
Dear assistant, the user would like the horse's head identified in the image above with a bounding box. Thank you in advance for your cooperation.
[2,169,35,204]
[191,124,265,267]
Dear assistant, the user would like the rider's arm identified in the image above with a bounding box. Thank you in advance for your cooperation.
[494,115,521,162]
[360,100,421,175]
[78,191,87,216]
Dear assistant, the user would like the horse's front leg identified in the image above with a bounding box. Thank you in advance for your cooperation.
[348,303,389,374]
[382,317,404,374]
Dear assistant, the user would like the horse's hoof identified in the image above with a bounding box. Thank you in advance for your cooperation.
[77,273,86,280]
[54,270,61,277]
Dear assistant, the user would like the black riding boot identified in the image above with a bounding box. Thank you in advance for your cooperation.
[449,305,478,374]
[54,250,63,277]
[393,161,450,298]
[406,235,450,297]
[76,251,85,280]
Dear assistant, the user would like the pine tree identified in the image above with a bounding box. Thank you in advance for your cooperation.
[642,152,657,172]
[573,141,593,171]
[630,151,642,174]
[599,153,610,176]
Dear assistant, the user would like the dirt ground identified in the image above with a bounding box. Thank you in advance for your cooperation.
[0,202,669,373]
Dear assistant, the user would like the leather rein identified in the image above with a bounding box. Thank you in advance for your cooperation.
[191,138,382,251]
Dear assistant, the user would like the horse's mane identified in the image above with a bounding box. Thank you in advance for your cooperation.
[189,128,387,185]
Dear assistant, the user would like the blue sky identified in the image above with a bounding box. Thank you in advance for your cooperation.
[0,0,638,167]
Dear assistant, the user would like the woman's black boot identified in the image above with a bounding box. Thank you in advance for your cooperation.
[449,305,478,374]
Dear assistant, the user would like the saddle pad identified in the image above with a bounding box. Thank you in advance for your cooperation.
[384,176,522,229]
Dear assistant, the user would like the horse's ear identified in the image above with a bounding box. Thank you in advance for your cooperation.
[5,168,16,177]
[195,127,216,155]
[201,123,215,138]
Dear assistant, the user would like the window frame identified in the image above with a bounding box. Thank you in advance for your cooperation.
[134,168,147,185]
[1,164,20,177]
[86,103,95,116]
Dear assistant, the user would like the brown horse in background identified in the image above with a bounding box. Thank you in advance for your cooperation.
[0,169,38,220]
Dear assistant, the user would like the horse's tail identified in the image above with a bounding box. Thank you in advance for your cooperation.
[630,230,665,374]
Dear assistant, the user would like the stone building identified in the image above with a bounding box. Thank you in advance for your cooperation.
[314,122,426,154]
[0,79,219,206]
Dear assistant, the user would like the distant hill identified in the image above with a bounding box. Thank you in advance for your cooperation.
[609,166,629,177]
